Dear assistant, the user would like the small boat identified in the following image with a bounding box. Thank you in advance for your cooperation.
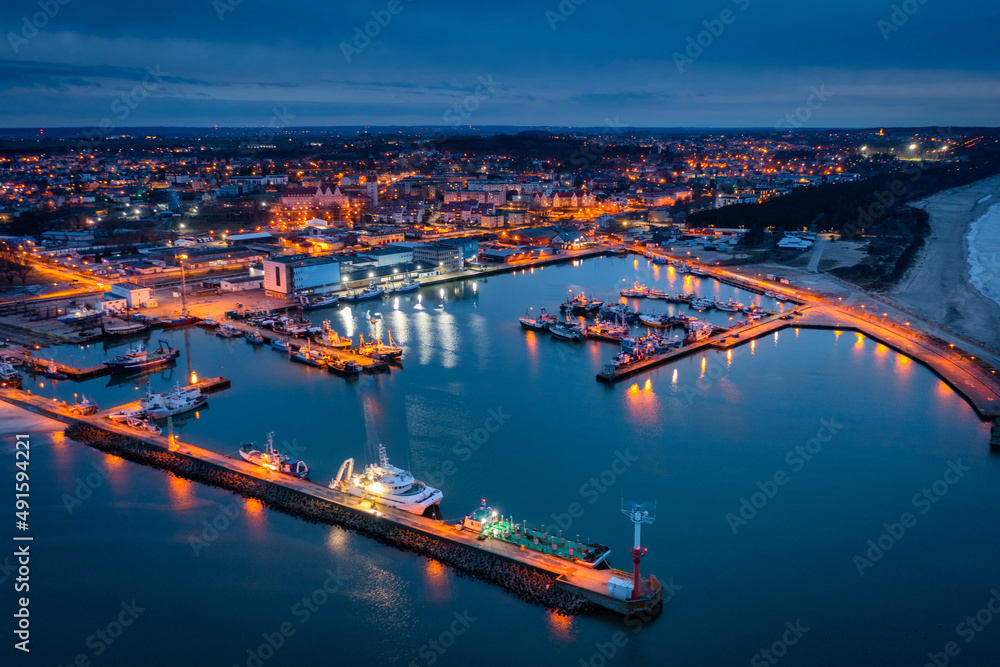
[638,313,671,328]
[102,320,149,336]
[690,267,709,277]
[651,255,669,265]
[106,340,180,373]
[331,444,442,514]
[290,343,326,367]
[68,394,99,415]
[560,292,603,314]
[239,432,309,478]
[58,309,102,325]
[0,361,23,389]
[245,330,265,344]
[319,321,352,349]
[44,360,68,380]
[297,294,340,310]
[270,338,289,352]
[549,320,586,341]
[689,297,715,311]
[645,289,671,300]
[519,307,555,330]
[715,298,743,312]
[108,406,145,423]
[586,318,631,340]
[355,332,403,361]
[126,415,161,435]
[663,292,693,303]
[215,324,239,338]
[196,317,218,329]
[139,382,208,419]
[343,283,385,302]
[327,357,362,377]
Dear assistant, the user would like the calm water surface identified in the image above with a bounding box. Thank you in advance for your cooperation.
[4,256,997,666]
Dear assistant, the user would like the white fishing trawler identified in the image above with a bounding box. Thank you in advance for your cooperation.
[330,444,443,515]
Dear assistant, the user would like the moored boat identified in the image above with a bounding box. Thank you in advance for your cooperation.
[327,357,362,377]
[245,329,265,344]
[620,282,650,298]
[560,292,603,314]
[343,283,385,302]
[161,313,200,327]
[105,340,180,373]
[68,394,99,415]
[331,444,443,515]
[0,361,23,389]
[239,432,310,478]
[392,277,420,293]
[126,415,161,435]
[549,320,586,341]
[297,294,340,310]
[519,307,554,330]
[270,338,289,352]
[290,343,326,367]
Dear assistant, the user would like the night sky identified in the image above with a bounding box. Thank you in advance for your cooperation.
[2,0,997,128]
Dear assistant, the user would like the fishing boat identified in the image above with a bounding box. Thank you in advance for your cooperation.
[560,292,603,314]
[764,291,779,299]
[637,313,671,328]
[244,329,265,344]
[290,343,326,367]
[319,321,352,349]
[43,360,68,380]
[126,415,161,435]
[519,307,555,330]
[327,357,362,378]
[215,324,240,338]
[105,340,180,373]
[68,394,99,416]
[651,255,669,265]
[270,338,289,352]
[139,382,208,419]
[239,432,310,478]
[690,266,709,277]
[689,297,715,311]
[107,406,145,423]
[356,332,402,361]
[297,294,340,311]
[645,288,671,300]
[343,283,385,302]
[161,312,200,327]
[549,320,586,341]
[715,298,742,312]
[586,317,631,340]
[331,444,443,515]
[0,361,22,389]
[102,320,149,336]
[392,277,420,293]
[620,282,650,298]
[196,317,218,329]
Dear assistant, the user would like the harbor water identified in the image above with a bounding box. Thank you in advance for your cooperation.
[5,256,998,666]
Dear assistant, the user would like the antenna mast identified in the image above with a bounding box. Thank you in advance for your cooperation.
[622,501,656,600]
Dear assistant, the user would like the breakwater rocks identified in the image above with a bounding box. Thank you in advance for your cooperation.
[63,423,592,615]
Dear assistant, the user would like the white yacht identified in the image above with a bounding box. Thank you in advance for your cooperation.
[330,444,443,515]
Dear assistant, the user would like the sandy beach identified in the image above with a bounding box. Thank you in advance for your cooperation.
[890,173,1000,350]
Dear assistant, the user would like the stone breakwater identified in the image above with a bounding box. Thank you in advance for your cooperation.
[63,423,592,615]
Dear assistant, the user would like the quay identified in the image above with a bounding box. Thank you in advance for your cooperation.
[222,320,391,374]
[12,351,110,379]
[0,388,661,616]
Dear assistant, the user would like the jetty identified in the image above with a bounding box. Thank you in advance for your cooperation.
[0,388,662,616]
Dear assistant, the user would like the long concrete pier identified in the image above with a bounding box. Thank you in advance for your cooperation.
[0,388,661,615]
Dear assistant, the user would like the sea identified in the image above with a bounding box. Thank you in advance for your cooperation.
[968,202,1000,308]
[3,256,999,667]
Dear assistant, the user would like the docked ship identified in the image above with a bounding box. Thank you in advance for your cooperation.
[461,500,612,569]
[586,317,631,341]
[239,432,310,478]
[105,340,179,373]
[68,394,99,415]
[519,307,556,330]
[330,444,443,515]
[319,321,352,349]
[688,297,715,311]
[549,319,586,341]
[356,332,403,361]
[560,292,603,314]
[392,277,420,293]
[327,357,362,377]
[0,361,23,389]
[290,343,326,367]
[637,313,671,328]
[161,312,200,327]
[139,382,208,419]
[58,308,102,325]
[297,294,340,310]
[244,329,265,344]
[343,283,385,302]
[102,319,149,336]
[620,282,650,298]
[715,298,743,312]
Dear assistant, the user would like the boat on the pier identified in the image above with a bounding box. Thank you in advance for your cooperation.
[331,443,443,515]
[461,499,612,568]
[519,307,556,330]
[290,343,326,367]
[297,294,340,310]
[68,394,99,415]
[105,340,180,373]
[0,361,23,389]
[58,308,102,325]
[327,357,362,377]
[319,321,352,349]
[108,406,145,423]
[239,432,310,478]
[126,415,161,435]
[343,283,385,302]
[102,320,149,336]
[244,329,265,344]
[42,360,68,380]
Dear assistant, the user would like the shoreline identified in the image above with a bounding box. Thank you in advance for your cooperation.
[888,173,1000,350]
